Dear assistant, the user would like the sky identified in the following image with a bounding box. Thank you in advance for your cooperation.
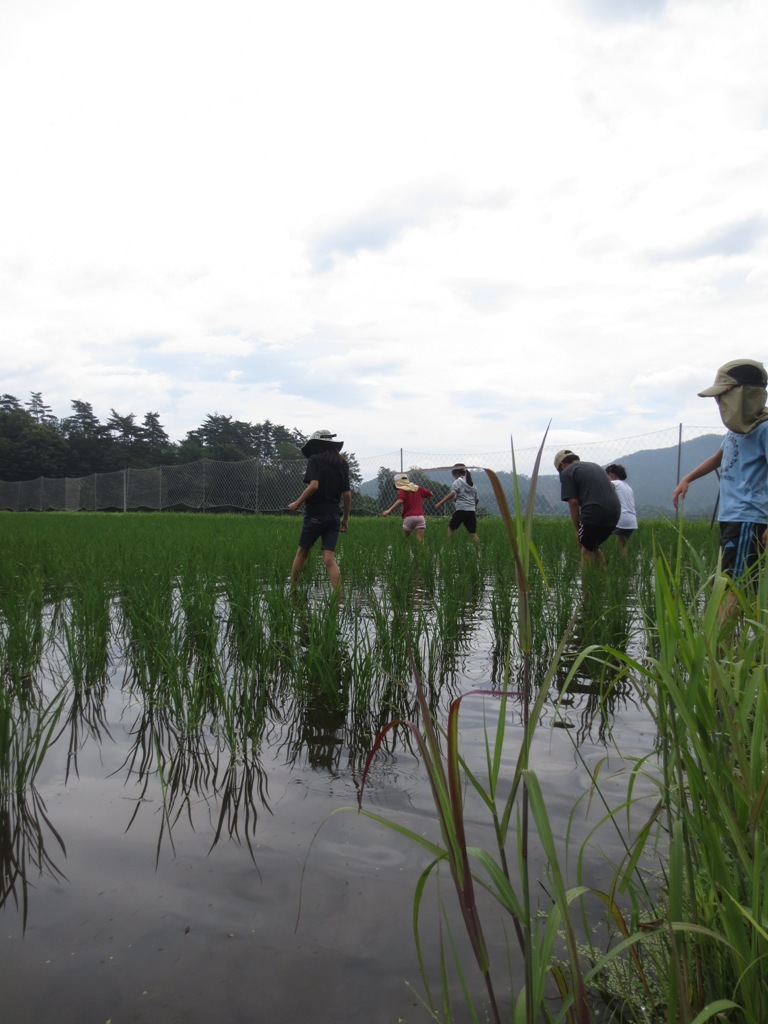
[1,0,767,461]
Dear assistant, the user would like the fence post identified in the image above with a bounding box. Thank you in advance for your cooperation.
[39,476,43,512]
[675,423,682,520]
[675,423,682,485]
[400,448,403,473]
[124,468,128,513]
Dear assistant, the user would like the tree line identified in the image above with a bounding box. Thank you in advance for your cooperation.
[0,392,362,488]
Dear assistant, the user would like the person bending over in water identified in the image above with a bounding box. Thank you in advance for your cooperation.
[554,449,620,569]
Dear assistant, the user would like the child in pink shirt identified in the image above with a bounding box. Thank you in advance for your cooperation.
[382,473,433,544]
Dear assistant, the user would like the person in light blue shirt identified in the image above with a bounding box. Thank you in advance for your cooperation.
[673,359,768,588]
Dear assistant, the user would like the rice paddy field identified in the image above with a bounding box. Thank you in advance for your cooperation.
[1,509,766,1024]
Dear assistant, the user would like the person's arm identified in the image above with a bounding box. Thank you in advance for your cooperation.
[341,490,351,532]
[672,450,723,508]
[567,498,581,542]
[288,479,319,511]
[434,490,455,510]
[382,497,404,517]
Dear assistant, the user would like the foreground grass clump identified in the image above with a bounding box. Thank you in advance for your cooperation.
[587,551,768,1024]
[350,488,762,1022]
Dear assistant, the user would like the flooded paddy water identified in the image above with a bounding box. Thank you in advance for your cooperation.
[0,513,718,1023]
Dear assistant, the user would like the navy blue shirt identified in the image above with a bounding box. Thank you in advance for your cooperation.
[304,452,350,515]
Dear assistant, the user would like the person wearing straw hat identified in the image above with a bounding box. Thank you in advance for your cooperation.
[381,472,433,544]
[672,359,768,589]
[288,429,351,595]
[554,449,621,567]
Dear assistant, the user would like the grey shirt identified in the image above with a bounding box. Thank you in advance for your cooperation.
[560,461,621,526]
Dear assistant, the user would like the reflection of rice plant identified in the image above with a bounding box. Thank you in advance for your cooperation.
[0,677,68,924]
[117,703,270,864]
[0,679,66,795]
[0,786,67,927]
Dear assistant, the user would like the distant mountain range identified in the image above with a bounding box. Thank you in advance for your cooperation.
[360,434,724,520]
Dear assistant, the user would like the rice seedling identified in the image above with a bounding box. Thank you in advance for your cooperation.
[0,579,47,687]
[51,578,114,700]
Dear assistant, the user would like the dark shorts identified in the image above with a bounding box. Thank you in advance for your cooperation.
[449,509,477,534]
[298,512,341,552]
[719,521,766,579]
[579,520,617,552]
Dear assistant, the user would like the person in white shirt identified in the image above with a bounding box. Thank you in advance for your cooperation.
[605,463,638,551]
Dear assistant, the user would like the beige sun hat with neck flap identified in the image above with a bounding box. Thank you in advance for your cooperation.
[697,359,767,397]
[393,472,419,492]
[698,359,768,434]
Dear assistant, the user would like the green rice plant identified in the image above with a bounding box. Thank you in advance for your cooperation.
[221,563,272,669]
[52,578,113,690]
[359,584,414,691]
[118,572,183,701]
[261,577,302,683]
[50,590,113,782]
[0,579,47,686]
[292,598,350,710]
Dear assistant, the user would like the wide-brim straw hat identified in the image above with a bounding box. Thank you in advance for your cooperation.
[393,473,419,492]
[301,429,344,457]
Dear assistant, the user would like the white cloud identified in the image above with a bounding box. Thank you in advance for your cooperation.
[0,0,765,460]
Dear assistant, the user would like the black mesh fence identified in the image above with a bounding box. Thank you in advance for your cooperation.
[0,426,721,517]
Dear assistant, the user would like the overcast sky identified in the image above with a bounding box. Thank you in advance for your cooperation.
[1,0,766,459]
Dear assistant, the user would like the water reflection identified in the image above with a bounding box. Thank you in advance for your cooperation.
[0,787,67,928]
[57,679,112,781]
[1,550,652,927]
[552,567,646,744]
[116,699,271,864]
